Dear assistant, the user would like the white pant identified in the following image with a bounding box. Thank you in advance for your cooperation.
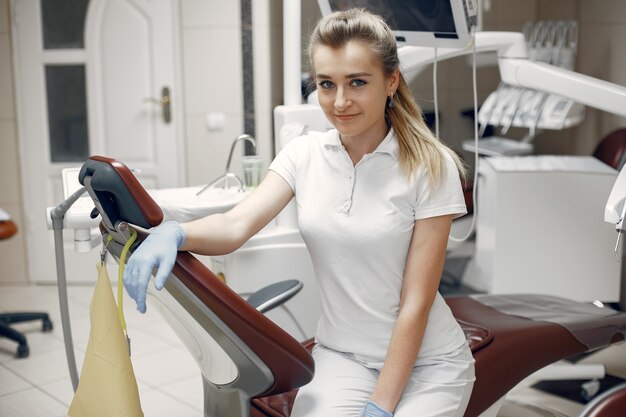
[291,343,475,417]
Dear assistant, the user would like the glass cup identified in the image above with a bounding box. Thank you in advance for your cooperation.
[242,156,264,189]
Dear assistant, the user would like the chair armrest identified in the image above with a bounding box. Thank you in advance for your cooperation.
[247,280,303,314]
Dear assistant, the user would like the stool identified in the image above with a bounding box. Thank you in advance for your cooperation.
[0,216,53,358]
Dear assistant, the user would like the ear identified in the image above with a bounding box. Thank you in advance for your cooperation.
[388,68,400,93]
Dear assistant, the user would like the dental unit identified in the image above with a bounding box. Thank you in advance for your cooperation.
[50,1,626,416]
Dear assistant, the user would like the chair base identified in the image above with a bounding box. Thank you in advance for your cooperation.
[0,312,53,358]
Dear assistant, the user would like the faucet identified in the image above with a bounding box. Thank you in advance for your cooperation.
[197,134,257,195]
[225,134,257,174]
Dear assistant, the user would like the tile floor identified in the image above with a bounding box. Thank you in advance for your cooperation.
[1,283,625,417]
[0,284,203,417]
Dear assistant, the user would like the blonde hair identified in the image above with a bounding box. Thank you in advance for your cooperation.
[308,8,467,185]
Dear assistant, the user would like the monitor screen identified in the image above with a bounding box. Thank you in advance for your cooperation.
[318,0,476,48]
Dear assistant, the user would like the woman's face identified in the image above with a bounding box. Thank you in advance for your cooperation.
[312,40,398,144]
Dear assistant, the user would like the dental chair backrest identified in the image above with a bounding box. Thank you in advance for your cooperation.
[79,156,315,417]
[593,128,626,171]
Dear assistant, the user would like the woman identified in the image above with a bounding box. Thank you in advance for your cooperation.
[124,8,474,417]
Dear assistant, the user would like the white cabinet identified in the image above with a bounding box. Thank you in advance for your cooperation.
[466,156,621,302]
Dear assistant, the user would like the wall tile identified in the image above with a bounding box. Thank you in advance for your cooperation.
[182,28,243,115]
[0,33,15,119]
[538,0,578,21]
[0,0,9,33]
[577,23,613,79]
[0,121,20,203]
[495,19,531,32]
[579,0,626,23]
[601,25,626,87]
[533,127,580,155]
[481,0,498,29]
[446,90,484,150]
[252,14,278,160]
[252,0,270,29]
[496,0,538,28]
[571,109,611,155]
[0,2,26,284]
[301,0,321,53]
[573,22,626,152]
[181,0,239,28]
[270,26,284,101]
[270,0,283,31]
[0,204,29,284]
[184,114,244,187]
[441,56,490,95]
[409,68,434,101]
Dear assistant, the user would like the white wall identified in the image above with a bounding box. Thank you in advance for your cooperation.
[0,0,28,285]
[180,0,245,187]
[252,0,284,167]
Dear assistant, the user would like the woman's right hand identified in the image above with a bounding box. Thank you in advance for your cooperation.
[123,221,186,313]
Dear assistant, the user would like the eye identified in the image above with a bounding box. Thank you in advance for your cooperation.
[350,79,367,87]
[318,80,334,89]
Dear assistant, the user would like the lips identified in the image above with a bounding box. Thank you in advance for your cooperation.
[334,114,359,122]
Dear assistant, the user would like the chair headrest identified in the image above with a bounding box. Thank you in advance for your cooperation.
[79,156,163,229]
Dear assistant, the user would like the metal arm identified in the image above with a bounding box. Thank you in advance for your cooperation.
[499,58,626,117]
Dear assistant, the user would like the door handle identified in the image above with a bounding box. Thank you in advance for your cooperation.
[144,86,171,124]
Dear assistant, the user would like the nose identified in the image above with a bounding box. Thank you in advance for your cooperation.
[334,88,351,111]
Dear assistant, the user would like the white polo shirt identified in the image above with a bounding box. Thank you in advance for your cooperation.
[269,128,468,360]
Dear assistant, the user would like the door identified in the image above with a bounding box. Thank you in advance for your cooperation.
[11,0,184,283]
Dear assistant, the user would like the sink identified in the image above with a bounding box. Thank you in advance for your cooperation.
[149,186,248,223]
[46,185,248,253]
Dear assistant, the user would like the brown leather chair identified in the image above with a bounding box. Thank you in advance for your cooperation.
[0,215,53,358]
[79,156,626,417]
[253,295,626,417]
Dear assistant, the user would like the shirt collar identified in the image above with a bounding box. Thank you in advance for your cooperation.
[323,128,399,160]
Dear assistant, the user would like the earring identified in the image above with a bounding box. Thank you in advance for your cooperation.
[387,93,395,109]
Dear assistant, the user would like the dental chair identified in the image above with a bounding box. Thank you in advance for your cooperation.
[0,212,53,358]
[78,155,626,417]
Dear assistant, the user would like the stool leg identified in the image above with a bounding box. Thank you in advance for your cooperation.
[0,323,29,358]
[0,313,53,358]
[0,312,53,331]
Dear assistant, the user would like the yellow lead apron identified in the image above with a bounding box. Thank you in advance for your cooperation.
[69,232,143,417]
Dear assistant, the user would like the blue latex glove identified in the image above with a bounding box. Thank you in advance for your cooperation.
[359,400,393,417]
[124,221,185,313]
